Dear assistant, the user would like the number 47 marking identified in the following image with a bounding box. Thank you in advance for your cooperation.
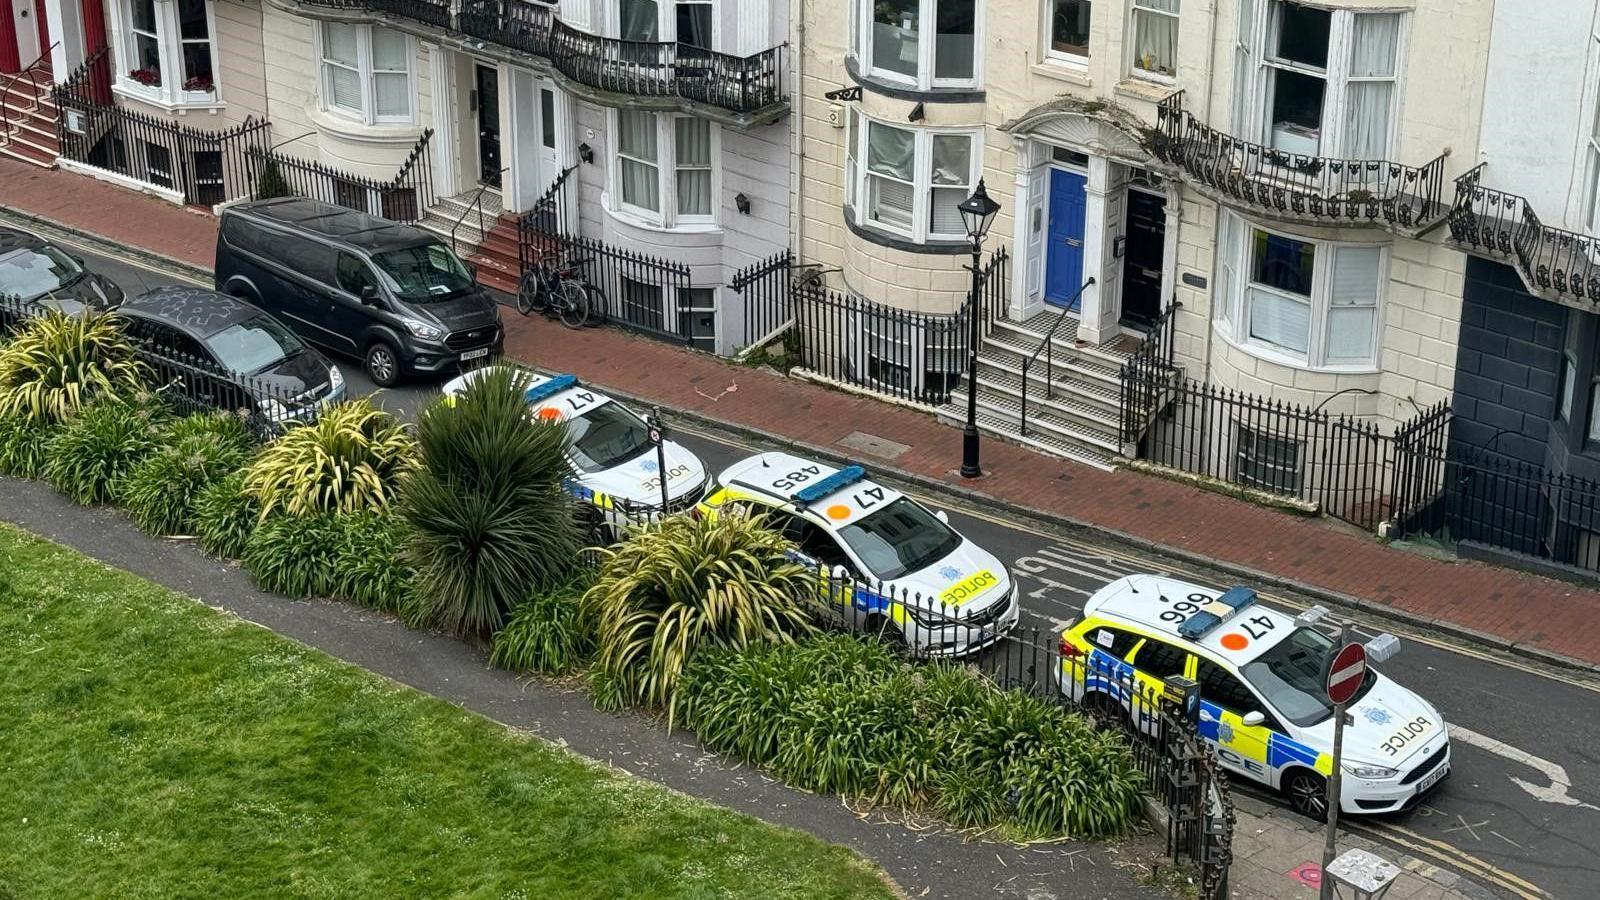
[1241,615,1275,641]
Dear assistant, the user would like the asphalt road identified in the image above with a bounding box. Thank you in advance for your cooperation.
[46,237,1600,900]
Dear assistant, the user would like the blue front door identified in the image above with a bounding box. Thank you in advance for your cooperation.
[1045,169,1088,310]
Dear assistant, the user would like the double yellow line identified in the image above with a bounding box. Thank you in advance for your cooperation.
[1347,820,1550,900]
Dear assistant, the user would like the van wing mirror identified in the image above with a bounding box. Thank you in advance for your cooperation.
[359,284,380,305]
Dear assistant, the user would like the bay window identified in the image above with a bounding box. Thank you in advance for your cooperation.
[1239,1,1403,160]
[845,114,982,244]
[853,0,980,90]
[319,24,415,124]
[1047,0,1092,63]
[611,110,719,227]
[1585,73,1600,233]
[620,0,717,46]
[1214,211,1385,368]
[111,0,219,104]
[1130,0,1179,80]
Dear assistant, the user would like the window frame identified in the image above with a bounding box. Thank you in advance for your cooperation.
[316,23,417,126]
[850,0,984,91]
[108,0,222,107]
[615,0,721,47]
[1213,210,1387,371]
[1585,30,1600,235]
[607,110,723,229]
[1128,0,1180,83]
[845,113,984,244]
[1044,0,1093,66]
[1237,1,1409,162]
[1236,423,1304,494]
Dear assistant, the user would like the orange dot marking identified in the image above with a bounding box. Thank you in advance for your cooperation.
[1219,633,1249,651]
[826,504,851,521]
[535,407,562,421]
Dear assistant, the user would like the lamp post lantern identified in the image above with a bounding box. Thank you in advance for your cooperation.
[957,179,1000,479]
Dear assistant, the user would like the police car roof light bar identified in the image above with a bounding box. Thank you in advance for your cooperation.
[525,374,578,405]
[792,465,867,504]
[1177,586,1257,640]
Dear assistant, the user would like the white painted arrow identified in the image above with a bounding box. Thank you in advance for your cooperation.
[1448,724,1600,811]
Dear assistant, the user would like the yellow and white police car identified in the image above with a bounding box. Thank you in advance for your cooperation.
[697,452,1020,656]
[442,367,708,523]
[1059,574,1449,820]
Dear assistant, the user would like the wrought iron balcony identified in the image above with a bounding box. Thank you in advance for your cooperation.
[1152,91,1449,235]
[1449,164,1600,306]
[458,0,784,115]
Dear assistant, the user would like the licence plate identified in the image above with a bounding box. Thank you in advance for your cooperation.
[460,348,490,361]
[1415,764,1448,795]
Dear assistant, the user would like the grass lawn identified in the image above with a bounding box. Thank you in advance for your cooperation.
[0,523,896,900]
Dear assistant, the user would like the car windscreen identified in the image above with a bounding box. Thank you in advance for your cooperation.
[1240,626,1377,727]
[836,497,964,580]
[0,245,83,300]
[204,315,306,374]
[371,242,475,302]
[565,401,652,473]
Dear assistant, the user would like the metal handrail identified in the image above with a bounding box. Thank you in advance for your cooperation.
[450,168,509,258]
[1018,277,1094,437]
[0,42,60,150]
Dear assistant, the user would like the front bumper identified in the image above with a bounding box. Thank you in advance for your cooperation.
[404,328,502,375]
[901,588,1022,658]
[1341,744,1451,814]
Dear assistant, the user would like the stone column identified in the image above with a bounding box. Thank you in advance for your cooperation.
[1076,155,1112,345]
[1008,137,1041,322]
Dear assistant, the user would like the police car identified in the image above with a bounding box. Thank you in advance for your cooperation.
[1059,574,1449,819]
[442,367,708,526]
[697,452,1020,656]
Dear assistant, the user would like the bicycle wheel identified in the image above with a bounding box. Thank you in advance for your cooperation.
[516,271,544,316]
[581,281,608,327]
[557,280,590,329]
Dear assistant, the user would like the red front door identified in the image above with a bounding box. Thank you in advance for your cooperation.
[31,0,47,57]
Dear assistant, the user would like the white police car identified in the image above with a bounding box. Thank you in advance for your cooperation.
[1059,574,1449,819]
[697,452,1020,656]
[442,367,708,525]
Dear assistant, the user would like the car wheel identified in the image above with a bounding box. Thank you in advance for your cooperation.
[1284,769,1330,822]
[364,342,401,388]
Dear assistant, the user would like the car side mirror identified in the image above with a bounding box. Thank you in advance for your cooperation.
[830,564,852,583]
[934,510,949,524]
[1241,711,1266,727]
[466,261,479,280]
[359,284,380,305]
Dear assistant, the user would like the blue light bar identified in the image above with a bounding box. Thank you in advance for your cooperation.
[525,374,578,405]
[792,465,867,504]
[1177,586,1257,640]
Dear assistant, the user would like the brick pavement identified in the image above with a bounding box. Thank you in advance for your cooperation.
[8,156,1600,671]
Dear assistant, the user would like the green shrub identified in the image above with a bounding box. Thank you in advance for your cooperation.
[399,366,582,637]
[330,511,414,612]
[122,413,256,535]
[680,644,807,766]
[0,412,53,478]
[775,667,934,806]
[243,512,343,598]
[243,398,416,518]
[489,572,594,674]
[43,396,166,504]
[581,511,821,723]
[0,310,144,424]
[254,159,292,200]
[190,470,258,559]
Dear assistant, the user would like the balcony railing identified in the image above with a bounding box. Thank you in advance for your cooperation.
[458,0,783,114]
[1152,91,1448,234]
[1449,164,1600,305]
[295,0,786,115]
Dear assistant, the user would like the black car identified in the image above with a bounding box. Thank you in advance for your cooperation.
[214,198,502,387]
[0,226,124,316]
[119,286,347,425]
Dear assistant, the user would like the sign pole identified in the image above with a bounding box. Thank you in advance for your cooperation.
[1319,621,1354,900]
[650,407,669,514]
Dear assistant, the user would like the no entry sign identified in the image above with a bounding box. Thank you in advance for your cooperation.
[1326,642,1367,706]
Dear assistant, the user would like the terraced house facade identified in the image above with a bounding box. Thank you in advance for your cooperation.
[792,0,1487,495]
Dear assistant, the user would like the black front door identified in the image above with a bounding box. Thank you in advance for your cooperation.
[1120,189,1167,329]
[475,65,502,187]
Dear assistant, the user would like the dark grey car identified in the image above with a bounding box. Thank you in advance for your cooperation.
[0,226,124,315]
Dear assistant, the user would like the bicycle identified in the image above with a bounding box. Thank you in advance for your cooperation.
[516,248,602,330]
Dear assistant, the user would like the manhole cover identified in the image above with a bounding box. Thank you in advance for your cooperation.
[837,431,911,461]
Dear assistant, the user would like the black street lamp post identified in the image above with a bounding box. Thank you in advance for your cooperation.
[957,179,1001,479]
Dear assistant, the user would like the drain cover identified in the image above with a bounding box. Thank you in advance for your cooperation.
[837,431,911,461]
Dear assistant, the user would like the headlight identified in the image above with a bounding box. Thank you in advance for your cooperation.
[328,364,345,392]
[399,316,443,340]
[1342,763,1399,779]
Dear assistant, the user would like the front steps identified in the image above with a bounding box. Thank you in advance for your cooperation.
[0,65,60,168]
[937,313,1148,471]
[418,187,523,295]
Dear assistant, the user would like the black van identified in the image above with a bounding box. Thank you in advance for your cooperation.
[214,197,502,386]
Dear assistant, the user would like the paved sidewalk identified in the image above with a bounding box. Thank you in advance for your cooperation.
[9,157,1600,673]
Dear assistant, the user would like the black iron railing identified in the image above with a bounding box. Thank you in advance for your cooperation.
[246,129,435,222]
[1117,299,1182,445]
[0,40,59,152]
[1448,164,1600,304]
[1152,91,1448,232]
[1018,277,1095,437]
[730,250,796,351]
[516,164,576,273]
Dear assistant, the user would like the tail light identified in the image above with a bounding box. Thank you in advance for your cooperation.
[1059,636,1082,659]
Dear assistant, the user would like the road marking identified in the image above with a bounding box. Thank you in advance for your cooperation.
[48,234,208,287]
[1448,723,1600,812]
[1348,821,1551,900]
